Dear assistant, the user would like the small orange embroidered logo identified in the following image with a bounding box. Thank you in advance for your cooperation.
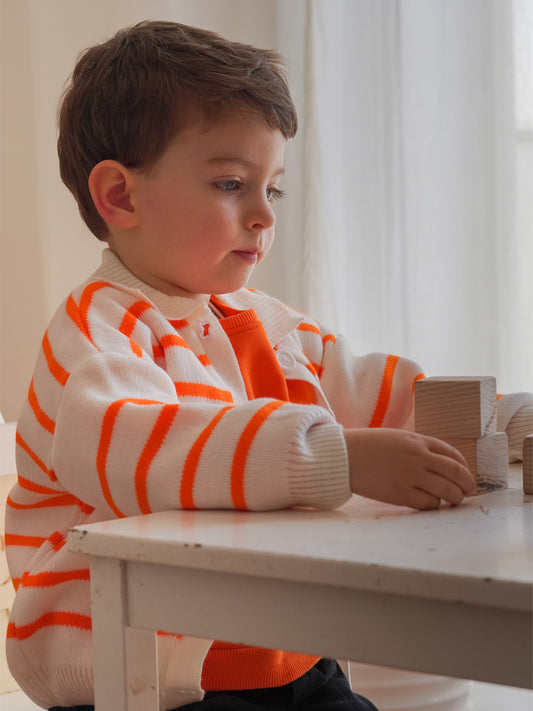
[200,322,210,338]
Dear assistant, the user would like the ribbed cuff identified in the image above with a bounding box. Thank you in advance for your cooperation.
[288,422,351,510]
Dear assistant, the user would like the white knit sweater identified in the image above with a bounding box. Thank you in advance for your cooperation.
[6,250,531,709]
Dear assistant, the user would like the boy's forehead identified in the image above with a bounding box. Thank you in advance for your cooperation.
[172,113,287,167]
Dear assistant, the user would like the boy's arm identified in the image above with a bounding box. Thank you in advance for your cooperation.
[297,327,474,508]
[49,350,351,515]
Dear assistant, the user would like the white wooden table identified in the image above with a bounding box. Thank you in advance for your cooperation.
[68,465,532,711]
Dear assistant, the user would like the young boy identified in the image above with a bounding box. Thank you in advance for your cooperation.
[5,19,530,711]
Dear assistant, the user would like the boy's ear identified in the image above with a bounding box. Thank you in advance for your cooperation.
[88,160,139,230]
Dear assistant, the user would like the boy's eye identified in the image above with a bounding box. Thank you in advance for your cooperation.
[266,187,285,202]
[215,179,242,192]
[214,180,285,202]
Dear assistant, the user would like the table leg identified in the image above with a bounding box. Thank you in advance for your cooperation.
[90,558,160,710]
[126,627,159,711]
[90,557,129,711]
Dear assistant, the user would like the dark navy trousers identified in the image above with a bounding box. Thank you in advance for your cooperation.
[50,658,379,711]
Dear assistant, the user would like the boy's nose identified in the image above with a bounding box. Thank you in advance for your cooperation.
[246,197,276,231]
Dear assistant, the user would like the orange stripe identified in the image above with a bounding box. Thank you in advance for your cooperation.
[97,401,129,518]
[309,361,324,378]
[20,569,90,588]
[17,475,60,496]
[135,404,179,513]
[153,344,164,359]
[42,331,69,386]
[118,310,143,358]
[7,493,83,510]
[181,407,232,509]
[79,501,94,515]
[231,401,284,509]
[161,333,191,350]
[128,339,143,358]
[97,398,165,518]
[197,354,210,366]
[79,281,109,336]
[28,379,55,434]
[297,323,321,335]
[16,433,56,482]
[7,611,92,640]
[174,382,234,403]
[169,319,189,330]
[49,531,66,551]
[369,355,400,428]
[64,281,110,344]
[322,333,336,345]
[123,301,152,330]
[305,362,318,377]
[119,302,152,358]
[66,295,92,342]
[5,534,47,547]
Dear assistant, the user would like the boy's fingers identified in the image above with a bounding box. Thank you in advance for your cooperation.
[428,454,475,494]
[426,436,469,468]
[425,437,475,494]
[408,488,442,511]
[426,473,468,506]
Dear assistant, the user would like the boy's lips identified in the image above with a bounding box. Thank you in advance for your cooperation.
[233,249,260,263]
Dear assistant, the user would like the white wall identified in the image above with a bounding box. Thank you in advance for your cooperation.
[0,0,305,422]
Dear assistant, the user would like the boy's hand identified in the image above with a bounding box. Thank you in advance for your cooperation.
[344,428,475,510]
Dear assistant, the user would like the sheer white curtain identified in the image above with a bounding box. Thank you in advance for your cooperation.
[287,0,531,393]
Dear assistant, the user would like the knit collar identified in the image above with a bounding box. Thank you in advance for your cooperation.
[92,249,206,320]
[90,249,304,345]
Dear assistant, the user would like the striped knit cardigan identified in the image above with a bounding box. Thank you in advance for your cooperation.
[6,249,529,709]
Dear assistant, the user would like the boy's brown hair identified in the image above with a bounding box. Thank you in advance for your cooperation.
[57,20,298,240]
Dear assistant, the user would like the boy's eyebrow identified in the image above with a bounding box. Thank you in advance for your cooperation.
[205,157,285,177]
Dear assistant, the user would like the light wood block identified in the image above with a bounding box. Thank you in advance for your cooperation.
[524,435,533,495]
[414,377,497,438]
[445,432,508,493]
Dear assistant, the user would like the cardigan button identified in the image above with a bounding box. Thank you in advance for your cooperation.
[276,350,296,373]
[198,321,211,338]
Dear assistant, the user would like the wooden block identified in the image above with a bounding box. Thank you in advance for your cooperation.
[524,434,533,495]
[414,377,497,438]
[445,432,508,493]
